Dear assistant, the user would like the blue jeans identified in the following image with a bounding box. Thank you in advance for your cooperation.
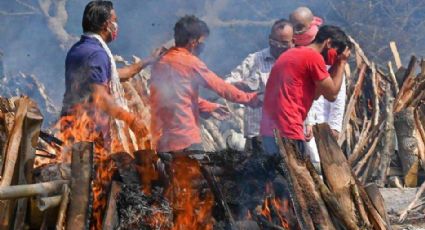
[262,136,305,156]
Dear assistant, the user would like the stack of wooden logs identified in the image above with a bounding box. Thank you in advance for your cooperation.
[339,39,425,188]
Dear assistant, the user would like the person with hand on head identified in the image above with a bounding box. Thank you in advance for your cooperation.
[260,25,351,158]
[225,19,294,153]
[290,6,349,168]
[60,1,153,151]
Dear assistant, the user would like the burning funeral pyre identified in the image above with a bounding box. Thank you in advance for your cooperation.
[0,37,425,230]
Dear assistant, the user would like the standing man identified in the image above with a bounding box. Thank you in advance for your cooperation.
[260,25,351,156]
[225,19,294,153]
[290,6,348,166]
[61,1,152,151]
[150,15,260,228]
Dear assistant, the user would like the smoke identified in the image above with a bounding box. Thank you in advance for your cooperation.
[1,0,425,121]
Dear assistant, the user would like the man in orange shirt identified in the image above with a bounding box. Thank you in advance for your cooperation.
[150,15,260,153]
[150,15,261,228]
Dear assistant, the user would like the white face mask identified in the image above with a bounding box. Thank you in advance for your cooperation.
[107,21,119,41]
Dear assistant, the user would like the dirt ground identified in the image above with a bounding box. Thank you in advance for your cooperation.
[381,188,425,230]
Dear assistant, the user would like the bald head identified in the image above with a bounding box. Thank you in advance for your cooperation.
[289,6,314,34]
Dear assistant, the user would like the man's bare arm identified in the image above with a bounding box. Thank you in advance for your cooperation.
[315,48,350,102]
[91,84,147,134]
[117,61,147,82]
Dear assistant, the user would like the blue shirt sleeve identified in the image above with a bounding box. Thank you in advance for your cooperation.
[87,50,111,85]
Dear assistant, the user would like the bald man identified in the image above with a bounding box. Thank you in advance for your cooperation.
[289,6,323,46]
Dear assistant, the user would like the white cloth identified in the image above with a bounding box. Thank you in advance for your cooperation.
[85,33,137,153]
[304,68,346,163]
[225,48,275,138]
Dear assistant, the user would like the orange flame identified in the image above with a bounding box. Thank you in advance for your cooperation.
[259,182,290,229]
[166,157,214,230]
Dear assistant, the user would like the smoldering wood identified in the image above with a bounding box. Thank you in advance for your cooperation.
[65,142,93,230]
[102,181,121,230]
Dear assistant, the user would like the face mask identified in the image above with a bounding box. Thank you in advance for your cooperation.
[293,24,319,46]
[293,16,323,46]
[323,48,338,66]
[269,38,291,59]
[107,22,118,41]
[193,42,205,56]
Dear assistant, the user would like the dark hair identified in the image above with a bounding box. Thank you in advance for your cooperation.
[270,19,292,38]
[174,15,210,47]
[313,25,352,53]
[82,1,114,33]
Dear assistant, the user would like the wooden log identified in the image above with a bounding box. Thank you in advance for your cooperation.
[0,98,30,229]
[394,56,417,113]
[387,61,399,95]
[0,180,68,199]
[415,104,425,166]
[351,182,371,227]
[376,85,395,187]
[339,64,367,145]
[364,183,392,229]
[14,99,43,229]
[56,184,70,230]
[102,181,121,230]
[353,128,384,177]
[0,97,29,187]
[66,142,94,230]
[313,124,360,226]
[371,63,380,126]
[37,195,61,211]
[352,177,388,230]
[304,157,360,230]
[394,107,420,187]
[274,130,335,230]
[389,41,402,70]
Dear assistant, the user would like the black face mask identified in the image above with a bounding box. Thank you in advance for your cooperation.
[194,42,205,56]
[270,44,289,59]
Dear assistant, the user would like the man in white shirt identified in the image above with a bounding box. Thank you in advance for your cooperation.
[225,19,294,152]
[304,71,346,164]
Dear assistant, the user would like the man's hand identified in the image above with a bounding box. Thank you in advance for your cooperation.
[210,105,231,120]
[129,117,149,136]
[330,129,340,140]
[247,93,263,108]
[305,125,313,141]
[337,47,351,63]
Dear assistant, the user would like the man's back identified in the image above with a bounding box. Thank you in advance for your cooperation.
[260,46,328,140]
[62,35,111,115]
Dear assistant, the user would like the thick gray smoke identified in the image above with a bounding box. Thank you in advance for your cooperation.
[0,0,424,117]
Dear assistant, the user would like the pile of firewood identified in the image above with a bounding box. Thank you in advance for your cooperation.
[338,39,425,189]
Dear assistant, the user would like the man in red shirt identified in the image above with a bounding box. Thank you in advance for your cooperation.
[260,25,351,155]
